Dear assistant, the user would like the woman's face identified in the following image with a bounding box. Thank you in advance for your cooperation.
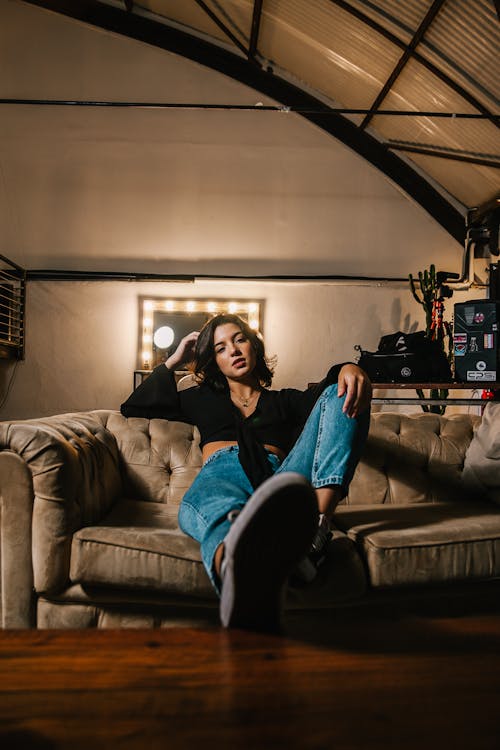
[213,323,256,381]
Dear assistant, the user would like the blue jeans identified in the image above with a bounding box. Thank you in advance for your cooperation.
[178,384,369,590]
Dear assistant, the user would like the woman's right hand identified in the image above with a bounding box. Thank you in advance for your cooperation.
[165,331,199,371]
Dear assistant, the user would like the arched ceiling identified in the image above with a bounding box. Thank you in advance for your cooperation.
[19,1,500,230]
[2,0,499,278]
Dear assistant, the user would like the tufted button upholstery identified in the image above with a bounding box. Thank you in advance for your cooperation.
[103,412,202,505]
[0,411,123,593]
[346,412,480,505]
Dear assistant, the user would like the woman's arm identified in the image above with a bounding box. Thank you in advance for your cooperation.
[120,365,182,419]
[120,332,200,420]
[164,331,199,371]
[283,362,371,425]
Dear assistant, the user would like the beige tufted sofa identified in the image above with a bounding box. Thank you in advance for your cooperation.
[1,404,500,628]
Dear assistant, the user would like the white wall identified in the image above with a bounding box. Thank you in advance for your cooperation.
[1,0,463,278]
[0,1,482,421]
[0,278,481,421]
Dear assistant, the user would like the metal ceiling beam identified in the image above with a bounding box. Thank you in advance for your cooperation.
[21,0,466,245]
[249,0,264,60]
[328,0,498,129]
[192,0,249,58]
[360,0,447,130]
[388,144,500,169]
[25,269,196,281]
[26,269,410,282]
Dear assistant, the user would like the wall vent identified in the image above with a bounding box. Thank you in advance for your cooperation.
[0,255,26,360]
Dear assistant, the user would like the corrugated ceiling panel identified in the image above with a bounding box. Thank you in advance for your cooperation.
[375,116,500,162]
[199,0,254,45]
[136,1,247,48]
[347,0,434,42]
[259,0,402,108]
[384,117,500,162]
[214,0,254,43]
[421,0,500,110]
[373,54,500,205]
[399,152,500,206]
[374,58,500,151]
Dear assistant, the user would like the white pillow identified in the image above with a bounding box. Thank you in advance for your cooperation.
[462,401,500,504]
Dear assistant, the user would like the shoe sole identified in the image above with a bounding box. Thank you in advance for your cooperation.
[219,472,318,632]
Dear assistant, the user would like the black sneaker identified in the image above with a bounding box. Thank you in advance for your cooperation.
[291,514,333,584]
[219,472,318,633]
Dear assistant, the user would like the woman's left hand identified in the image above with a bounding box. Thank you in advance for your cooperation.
[337,364,372,418]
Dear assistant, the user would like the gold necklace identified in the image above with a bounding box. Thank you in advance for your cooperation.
[232,390,259,408]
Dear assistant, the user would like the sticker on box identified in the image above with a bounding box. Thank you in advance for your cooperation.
[454,334,467,343]
[454,343,466,356]
[467,371,496,381]
[484,334,494,349]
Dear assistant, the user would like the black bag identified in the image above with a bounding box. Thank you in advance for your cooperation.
[356,331,452,383]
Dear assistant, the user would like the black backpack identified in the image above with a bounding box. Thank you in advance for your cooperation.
[356,331,452,383]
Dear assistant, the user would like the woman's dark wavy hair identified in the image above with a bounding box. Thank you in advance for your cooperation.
[192,314,274,392]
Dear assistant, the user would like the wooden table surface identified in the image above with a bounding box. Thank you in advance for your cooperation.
[1,613,499,749]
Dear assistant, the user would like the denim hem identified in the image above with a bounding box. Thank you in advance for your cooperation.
[313,475,346,489]
[202,518,232,596]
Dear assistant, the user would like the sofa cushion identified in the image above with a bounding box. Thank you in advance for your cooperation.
[462,402,500,505]
[70,500,215,600]
[102,413,202,505]
[335,502,500,588]
[345,412,478,505]
[70,501,367,608]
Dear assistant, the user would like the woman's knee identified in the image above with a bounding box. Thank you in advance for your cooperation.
[322,383,339,399]
[320,383,347,415]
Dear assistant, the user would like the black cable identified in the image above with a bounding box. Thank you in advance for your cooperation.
[0,99,497,119]
[0,359,20,411]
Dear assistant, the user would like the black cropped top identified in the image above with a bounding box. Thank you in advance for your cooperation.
[120,363,346,488]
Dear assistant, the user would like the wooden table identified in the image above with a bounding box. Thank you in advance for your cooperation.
[1,612,499,749]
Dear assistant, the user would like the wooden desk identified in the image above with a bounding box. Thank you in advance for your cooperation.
[1,613,499,749]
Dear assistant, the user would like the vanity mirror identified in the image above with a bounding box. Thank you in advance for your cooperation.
[139,297,263,370]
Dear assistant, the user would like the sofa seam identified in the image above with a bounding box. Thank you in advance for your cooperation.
[356,534,500,551]
[75,536,202,563]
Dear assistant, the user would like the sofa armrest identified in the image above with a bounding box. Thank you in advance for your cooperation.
[0,451,35,627]
[0,411,123,599]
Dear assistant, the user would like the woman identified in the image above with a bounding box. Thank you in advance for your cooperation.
[121,314,371,632]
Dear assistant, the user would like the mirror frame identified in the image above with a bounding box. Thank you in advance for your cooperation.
[138,296,263,369]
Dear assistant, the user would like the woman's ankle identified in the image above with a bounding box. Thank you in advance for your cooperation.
[214,542,225,578]
[315,485,343,522]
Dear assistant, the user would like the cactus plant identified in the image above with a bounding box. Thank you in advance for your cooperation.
[409,264,452,414]
[409,264,436,335]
